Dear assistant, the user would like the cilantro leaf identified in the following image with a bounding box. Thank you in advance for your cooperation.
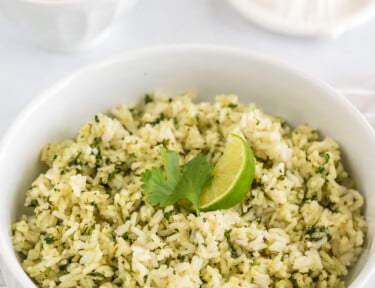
[140,148,213,213]
[178,155,213,212]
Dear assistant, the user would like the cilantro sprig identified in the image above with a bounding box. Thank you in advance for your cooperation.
[141,148,213,213]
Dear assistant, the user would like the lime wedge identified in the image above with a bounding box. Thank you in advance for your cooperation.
[199,133,255,211]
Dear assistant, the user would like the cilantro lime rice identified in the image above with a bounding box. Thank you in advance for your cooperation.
[12,94,366,287]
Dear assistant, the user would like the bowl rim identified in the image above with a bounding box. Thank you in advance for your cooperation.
[1,44,375,287]
[7,0,118,5]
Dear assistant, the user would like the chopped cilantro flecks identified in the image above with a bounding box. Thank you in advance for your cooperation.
[81,225,93,236]
[144,94,153,104]
[147,113,166,126]
[93,137,102,147]
[306,226,316,234]
[224,229,239,258]
[122,232,129,240]
[256,119,260,126]
[155,113,165,124]
[305,225,332,242]
[224,229,232,241]
[227,103,238,109]
[324,153,330,163]
[252,179,263,189]
[87,272,102,277]
[230,245,239,258]
[158,139,170,148]
[164,210,174,220]
[327,233,332,241]
[44,235,55,244]
[315,166,324,174]
[68,152,82,166]
[95,115,100,123]
[59,256,74,271]
[108,166,122,181]
[27,199,38,208]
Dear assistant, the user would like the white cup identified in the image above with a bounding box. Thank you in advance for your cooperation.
[0,0,138,52]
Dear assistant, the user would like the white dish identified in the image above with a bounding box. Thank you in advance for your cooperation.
[0,0,138,52]
[228,0,375,38]
[0,45,375,287]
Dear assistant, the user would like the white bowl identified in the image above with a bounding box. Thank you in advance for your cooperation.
[0,0,137,52]
[228,0,375,38]
[1,45,375,287]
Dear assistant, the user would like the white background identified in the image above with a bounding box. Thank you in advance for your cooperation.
[0,0,375,286]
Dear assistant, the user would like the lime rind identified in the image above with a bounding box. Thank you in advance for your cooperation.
[199,133,255,211]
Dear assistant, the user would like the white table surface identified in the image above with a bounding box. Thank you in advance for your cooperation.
[0,0,375,287]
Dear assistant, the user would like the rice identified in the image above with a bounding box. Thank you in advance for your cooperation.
[12,93,367,287]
